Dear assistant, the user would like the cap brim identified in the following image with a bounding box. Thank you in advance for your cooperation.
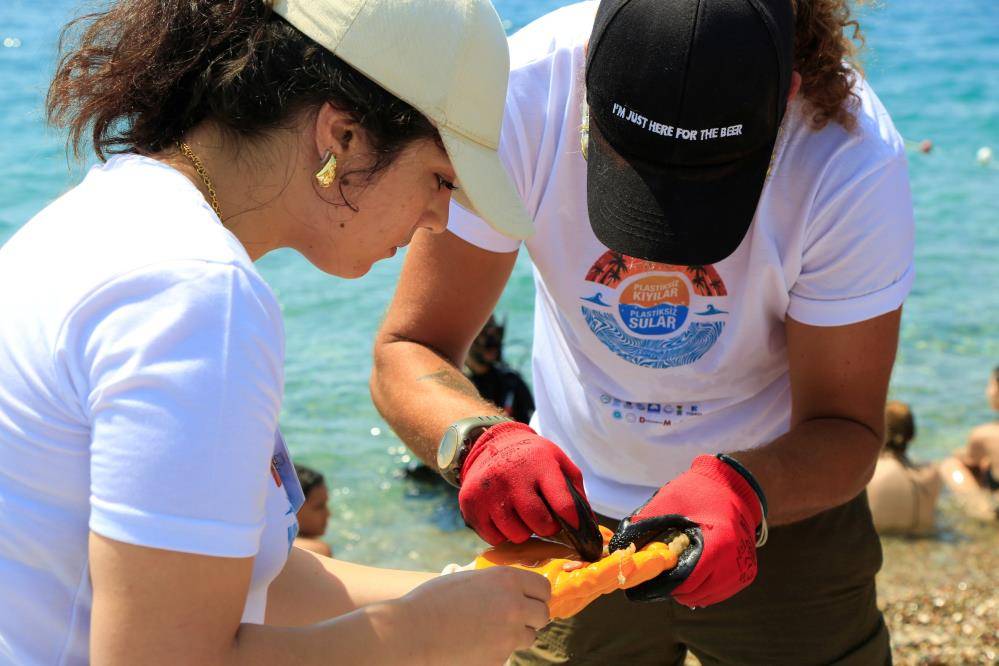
[586,122,773,265]
[439,127,534,241]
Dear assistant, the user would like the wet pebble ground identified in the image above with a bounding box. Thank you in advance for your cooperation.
[877,500,998,665]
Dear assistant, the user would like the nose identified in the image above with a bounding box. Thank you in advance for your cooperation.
[419,190,452,235]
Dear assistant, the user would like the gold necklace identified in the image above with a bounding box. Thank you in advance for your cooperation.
[177,141,223,220]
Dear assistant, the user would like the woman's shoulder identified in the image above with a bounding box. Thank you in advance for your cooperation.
[871,453,908,482]
[87,154,247,250]
[35,154,272,305]
[968,421,999,447]
[3,155,281,363]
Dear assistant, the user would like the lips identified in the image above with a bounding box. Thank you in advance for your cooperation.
[385,230,416,258]
[388,240,411,256]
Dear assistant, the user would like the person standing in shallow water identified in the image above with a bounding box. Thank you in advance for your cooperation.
[466,315,535,425]
[372,0,915,662]
[0,0,551,663]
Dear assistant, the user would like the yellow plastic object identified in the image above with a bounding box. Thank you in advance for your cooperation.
[474,526,687,619]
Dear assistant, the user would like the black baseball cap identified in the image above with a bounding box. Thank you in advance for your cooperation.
[585,0,794,265]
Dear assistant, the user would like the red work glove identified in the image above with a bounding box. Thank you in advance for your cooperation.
[459,422,592,546]
[608,455,764,608]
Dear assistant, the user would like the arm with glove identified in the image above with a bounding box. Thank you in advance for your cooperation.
[370,240,614,639]
[452,420,602,559]
[609,309,902,607]
[371,234,603,558]
[609,454,766,607]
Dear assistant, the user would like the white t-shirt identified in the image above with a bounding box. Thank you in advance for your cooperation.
[0,155,303,665]
[449,2,915,518]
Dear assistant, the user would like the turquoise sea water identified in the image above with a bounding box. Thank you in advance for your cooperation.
[1,0,996,569]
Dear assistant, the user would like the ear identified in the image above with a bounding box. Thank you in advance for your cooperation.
[313,102,359,161]
[788,70,803,103]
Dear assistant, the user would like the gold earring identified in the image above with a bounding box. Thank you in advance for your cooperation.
[315,150,337,188]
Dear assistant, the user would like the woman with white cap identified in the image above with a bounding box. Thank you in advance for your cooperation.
[0,0,546,663]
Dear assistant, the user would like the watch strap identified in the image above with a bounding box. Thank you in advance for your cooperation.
[716,453,769,547]
[438,415,513,487]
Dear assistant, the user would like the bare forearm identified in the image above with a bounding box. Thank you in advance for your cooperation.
[371,336,501,465]
[89,539,429,666]
[265,547,437,627]
[235,601,422,666]
[732,418,882,526]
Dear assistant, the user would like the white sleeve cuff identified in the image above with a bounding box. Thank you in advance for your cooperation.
[90,496,264,558]
[448,202,522,254]
[787,263,914,327]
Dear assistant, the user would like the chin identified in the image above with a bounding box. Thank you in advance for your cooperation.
[310,256,373,279]
[340,262,374,279]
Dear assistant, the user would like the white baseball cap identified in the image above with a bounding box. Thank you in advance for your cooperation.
[272,0,533,240]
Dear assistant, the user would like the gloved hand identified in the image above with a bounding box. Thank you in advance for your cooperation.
[459,421,594,547]
[608,454,764,608]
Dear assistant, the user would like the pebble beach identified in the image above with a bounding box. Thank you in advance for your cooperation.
[877,501,998,665]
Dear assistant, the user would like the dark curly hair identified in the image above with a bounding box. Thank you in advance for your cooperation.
[792,0,868,131]
[46,0,439,182]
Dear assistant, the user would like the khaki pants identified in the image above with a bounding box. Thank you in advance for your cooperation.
[510,493,891,666]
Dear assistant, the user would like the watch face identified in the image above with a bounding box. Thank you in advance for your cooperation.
[437,427,460,471]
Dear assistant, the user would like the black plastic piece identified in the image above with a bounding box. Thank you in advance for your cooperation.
[541,473,604,562]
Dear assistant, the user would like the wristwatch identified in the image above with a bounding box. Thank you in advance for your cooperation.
[437,415,513,487]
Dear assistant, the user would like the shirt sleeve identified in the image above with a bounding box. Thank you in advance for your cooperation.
[448,17,569,255]
[64,260,285,558]
[450,5,594,254]
[447,86,529,254]
[787,153,915,326]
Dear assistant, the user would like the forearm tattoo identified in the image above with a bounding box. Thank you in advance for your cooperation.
[416,366,483,400]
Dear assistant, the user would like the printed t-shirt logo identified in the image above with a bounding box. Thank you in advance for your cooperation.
[581,251,728,368]
[619,275,689,334]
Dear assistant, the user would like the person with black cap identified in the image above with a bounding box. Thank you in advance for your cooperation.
[373,0,913,662]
